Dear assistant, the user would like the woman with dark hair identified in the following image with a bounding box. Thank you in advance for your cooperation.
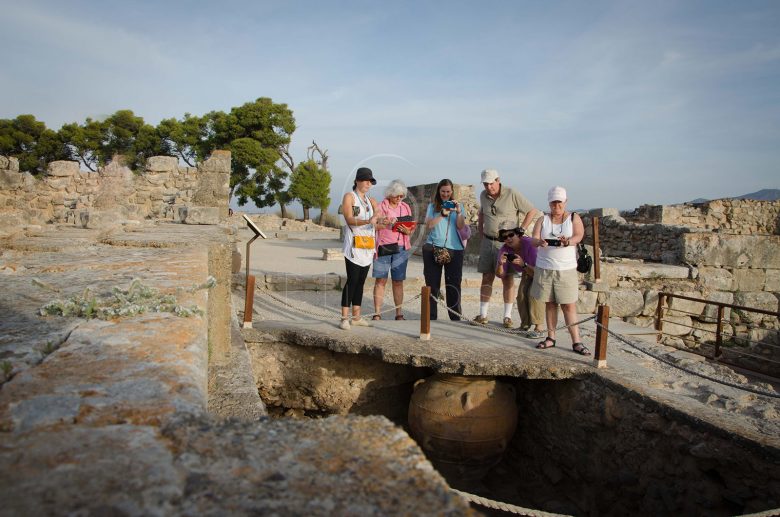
[422,179,467,320]
[339,167,381,330]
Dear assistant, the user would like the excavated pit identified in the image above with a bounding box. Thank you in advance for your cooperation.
[245,337,780,517]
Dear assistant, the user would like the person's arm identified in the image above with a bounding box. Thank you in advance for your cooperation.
[560,213,584,247]
[425,204,446,230]
[342,193,378,227]
[455,202,466,229]
[521,208,540,233]
[477,209,484,236]
[531,216,546,247]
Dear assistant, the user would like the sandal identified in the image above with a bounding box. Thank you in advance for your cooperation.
[572,342,591,356]
[395,314,405,320]
[371,315,381,321]
[536,337,556,349]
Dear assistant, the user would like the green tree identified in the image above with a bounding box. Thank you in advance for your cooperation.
[0,115,68,173]
[203,98,296,210]
[157,113,206,167]
[58,117,104,171]
[289,159,331,221]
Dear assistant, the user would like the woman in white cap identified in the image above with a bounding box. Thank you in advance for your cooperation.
[339,167,381,330]
[530,186,590,355]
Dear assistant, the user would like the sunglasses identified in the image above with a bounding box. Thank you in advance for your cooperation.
[498,227,525,241]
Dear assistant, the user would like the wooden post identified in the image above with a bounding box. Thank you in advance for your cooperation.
[593,304,609,368]
[420,286,431,341]
[592,216,601,281]
[655,293,665,343]
[243,274,255,329]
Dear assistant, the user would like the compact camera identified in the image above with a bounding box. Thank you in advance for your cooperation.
[506,253,517,262]
[545,238,563,247]
[442,200,456,209]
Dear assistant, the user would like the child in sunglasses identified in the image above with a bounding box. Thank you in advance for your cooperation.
[495,220,546,337]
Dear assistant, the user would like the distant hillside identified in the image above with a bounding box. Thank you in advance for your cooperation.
[689,189,780,203]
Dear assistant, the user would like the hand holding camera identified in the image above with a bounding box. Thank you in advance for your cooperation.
[544,238,563,247]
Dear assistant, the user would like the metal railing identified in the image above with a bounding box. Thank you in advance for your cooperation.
[655,292,780,378]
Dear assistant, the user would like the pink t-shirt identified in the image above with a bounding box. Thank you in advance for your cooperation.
[376,199,412,250]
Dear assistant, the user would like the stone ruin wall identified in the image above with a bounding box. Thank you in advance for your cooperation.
[578,199,780,374]
[0,151,231,233]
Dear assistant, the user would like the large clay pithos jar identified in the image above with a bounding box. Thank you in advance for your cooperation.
[408,374,518,480]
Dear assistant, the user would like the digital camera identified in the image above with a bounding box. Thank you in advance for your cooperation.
[545,238,563,247]
[506,253,517,262]
[442,200,456,209]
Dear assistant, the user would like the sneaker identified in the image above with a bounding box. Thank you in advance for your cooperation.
[351,318,372,327]
[503,317,513,328]
[472,314,488,325]
[339,319,351,330]
[526,329,546,339]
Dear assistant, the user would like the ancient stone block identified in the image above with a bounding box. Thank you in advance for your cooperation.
[700,291,733,323]
[661,315,692,336]
[668,292,705,317]
[683,233,780,269]
[46,160,79,177]
[642,290,659,317]
[606,289,644,318]
[576,290,598,314]
[733,292,779,324]
[198,150,231,174]
[0,170,25,189]
[145,156,178,172]
[732,269,766,292]
[181,206,220,225]
[44,177,72,190]
[697,267,733,291]
[589,208,620,218]
[766,270,780,292]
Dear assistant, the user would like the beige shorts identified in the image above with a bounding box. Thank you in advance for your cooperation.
[530,267,579,305]
[477,237,503,273]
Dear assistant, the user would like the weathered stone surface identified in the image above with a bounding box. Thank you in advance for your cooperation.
[145,155,178,172]
[589,207,620,218]
[576,290,598,314]
[697,267,734,291]
[265,272,342,291]
[766,269,780,292]
[700,291,733,323]
[661,314,693,336]
[641,289,659,317]
[182,206,220,225]
[668,292,706,317]
[0,169,26,189]
[606,289,644,317]
[198,150,231,173]
[733,292,779,324]
[683,233,780,269]
[732,269,766,292]
[46,160,79,177]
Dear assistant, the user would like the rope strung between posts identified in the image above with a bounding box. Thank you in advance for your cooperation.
[257,285,421,321]
[430,292,596,337]
[594,320,780,399]
[451,488,569,516]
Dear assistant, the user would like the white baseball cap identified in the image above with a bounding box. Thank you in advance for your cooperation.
[548,186,567,203]
[481,169,499,183]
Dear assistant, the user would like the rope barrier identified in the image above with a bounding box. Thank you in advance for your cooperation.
[451,488,569,517]
[595,321,780,399]
[431,292,596,337]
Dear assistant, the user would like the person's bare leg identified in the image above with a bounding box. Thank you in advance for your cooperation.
[480,271,495,302]
[392,280,404,317]
[502,275,515,303]
[373,278,387,317]
[561,303,581,343]
[546,302,558,340]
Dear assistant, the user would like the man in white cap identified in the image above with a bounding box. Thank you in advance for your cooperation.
[474,169,540,327]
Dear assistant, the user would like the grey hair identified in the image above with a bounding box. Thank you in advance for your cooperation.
[384,179,408,199]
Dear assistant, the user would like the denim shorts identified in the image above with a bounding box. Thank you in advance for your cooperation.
[372,248,409,280]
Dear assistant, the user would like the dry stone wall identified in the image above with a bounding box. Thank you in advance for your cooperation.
[0,151,230,231]
[577,199,780,374]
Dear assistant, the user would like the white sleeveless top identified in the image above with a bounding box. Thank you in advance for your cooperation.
[342,191,375,267]
[536,213,577,271]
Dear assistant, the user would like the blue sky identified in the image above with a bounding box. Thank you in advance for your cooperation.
[1,0,778,212]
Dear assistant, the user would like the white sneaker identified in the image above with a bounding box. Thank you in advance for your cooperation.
[339,319,351,330]
[351,318,372,327]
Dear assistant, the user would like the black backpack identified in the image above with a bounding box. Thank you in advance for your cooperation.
[577,243,592,273]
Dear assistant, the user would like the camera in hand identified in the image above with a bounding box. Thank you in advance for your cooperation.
[506,253,517,262]
[545,238,563,247]
[442,200,456,209]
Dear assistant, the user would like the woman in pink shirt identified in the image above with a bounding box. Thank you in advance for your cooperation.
[372,180,413,320]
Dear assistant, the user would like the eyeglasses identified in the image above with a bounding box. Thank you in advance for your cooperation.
[498,228,525,241]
